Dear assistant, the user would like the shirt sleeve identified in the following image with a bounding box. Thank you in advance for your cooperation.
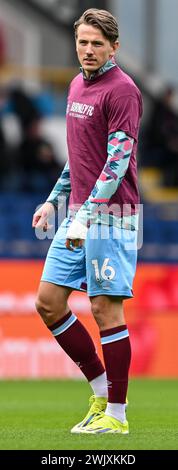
[107,94,142,141]
[46,160,71,208]
[74,130,134,226]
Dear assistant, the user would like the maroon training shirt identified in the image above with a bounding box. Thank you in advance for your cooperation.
[66,65,143,213]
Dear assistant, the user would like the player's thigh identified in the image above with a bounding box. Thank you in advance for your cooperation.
[41,217,86,292]
[85,224,137,298]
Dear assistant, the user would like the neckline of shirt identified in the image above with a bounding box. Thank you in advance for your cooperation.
[80,59,117,82]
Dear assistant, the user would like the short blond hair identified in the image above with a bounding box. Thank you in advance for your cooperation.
[74,8,119,43]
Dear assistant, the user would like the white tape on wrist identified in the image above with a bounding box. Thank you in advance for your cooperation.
[66,219,88,240]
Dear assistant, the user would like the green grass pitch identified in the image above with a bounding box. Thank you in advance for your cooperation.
[0,379,178,450]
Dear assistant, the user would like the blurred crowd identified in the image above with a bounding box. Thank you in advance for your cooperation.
[0,84,63,193]
[139,86,178,187]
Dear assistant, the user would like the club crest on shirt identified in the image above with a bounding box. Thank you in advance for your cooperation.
[66,101,94,119]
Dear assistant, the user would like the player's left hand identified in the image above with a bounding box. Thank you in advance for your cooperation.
[65,219,88,251]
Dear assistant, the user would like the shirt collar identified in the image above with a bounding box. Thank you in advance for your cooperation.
[80,59,117,81]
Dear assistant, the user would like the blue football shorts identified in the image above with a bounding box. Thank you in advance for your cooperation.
[41,217,137,297]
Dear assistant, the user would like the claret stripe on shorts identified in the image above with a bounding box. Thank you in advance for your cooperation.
[101,329,129,345]
[52,313,77,336]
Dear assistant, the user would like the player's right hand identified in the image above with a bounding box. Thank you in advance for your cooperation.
[32,202,54,231]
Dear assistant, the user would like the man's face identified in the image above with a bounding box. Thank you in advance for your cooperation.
[76,24,119,77]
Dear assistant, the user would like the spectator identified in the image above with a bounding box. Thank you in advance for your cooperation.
[0,24,6,67]
[0,86,12,188]
[0,85,62,192]
[139,86,178,186]
[9,87,41,132]
[18,119,62,192]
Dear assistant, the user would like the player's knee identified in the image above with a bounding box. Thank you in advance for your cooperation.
[91,301,106,329]
[35,293,67,325]
[35,295,57,325]
[35,296,50,321]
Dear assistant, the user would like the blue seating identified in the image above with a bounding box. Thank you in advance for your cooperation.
[0,194,178,261]
[0,192,51,258]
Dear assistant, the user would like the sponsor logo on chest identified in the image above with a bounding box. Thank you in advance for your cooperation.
[67,101,94,119]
